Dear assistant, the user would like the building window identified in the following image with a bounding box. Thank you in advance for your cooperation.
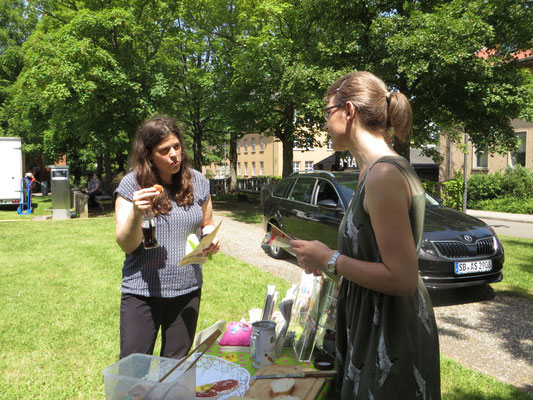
[260,161,264,175]
[305,161,314,172]
[511,131,526,167]
[260,137,265,152]
[293,161,300,173]
[237,162,241,176]
[473,147,488,169]
[244,162,248,176]
[251,138,256,153]
[237,140,241,153]
[244,139,248,153]
[294,138,313,151]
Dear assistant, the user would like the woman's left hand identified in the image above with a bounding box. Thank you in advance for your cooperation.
[290,239,334,276]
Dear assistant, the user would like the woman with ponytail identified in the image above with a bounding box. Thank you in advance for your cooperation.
[114,115,220,359]
[290,72,440,399]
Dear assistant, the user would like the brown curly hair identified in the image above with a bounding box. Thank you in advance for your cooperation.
[131,115,194,216]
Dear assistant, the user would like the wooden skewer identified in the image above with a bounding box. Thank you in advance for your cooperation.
[121,329,222,399]
[159,329,221,382]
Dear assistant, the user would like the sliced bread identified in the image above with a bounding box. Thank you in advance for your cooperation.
[269,378,295,398]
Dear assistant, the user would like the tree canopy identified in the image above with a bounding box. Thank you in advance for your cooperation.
[1,0,531,182]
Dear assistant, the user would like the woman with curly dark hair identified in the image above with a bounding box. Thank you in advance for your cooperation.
[114,115,220,359]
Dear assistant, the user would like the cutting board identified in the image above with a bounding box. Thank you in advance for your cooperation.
[243,364,326,400]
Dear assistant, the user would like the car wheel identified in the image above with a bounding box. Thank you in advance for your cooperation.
[266,224,288,260]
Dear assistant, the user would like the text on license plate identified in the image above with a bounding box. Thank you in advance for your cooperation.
[454,260,492,275]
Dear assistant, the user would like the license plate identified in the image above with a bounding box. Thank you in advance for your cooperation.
[454,260,492,275]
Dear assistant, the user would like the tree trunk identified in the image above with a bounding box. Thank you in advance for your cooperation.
[229,136,238,191]
[192,124,203,171]
[103,150,113,193]
[281,135,294,177]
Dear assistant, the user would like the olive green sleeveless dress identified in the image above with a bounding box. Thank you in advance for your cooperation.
[335,156,441,399]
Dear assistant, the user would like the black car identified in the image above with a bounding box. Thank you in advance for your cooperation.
[262,171,504,289]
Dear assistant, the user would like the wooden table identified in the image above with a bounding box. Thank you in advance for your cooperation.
[204,344,335,399]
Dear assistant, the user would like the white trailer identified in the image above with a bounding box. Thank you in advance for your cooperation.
[0,137,23,205]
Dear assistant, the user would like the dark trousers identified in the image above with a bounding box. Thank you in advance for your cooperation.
[119,289,201,359]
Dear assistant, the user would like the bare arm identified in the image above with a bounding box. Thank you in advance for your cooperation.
[291,163,419,296]
[115,188,159,254]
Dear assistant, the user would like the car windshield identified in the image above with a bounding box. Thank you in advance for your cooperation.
[425,193,440,206]
[334,175,442,207]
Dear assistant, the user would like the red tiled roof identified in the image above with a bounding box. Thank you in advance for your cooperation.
[477,48,533,60]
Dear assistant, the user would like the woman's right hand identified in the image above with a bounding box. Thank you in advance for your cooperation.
[132,187,160,215]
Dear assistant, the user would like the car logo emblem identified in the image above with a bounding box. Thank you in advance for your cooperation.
[463,235,473,243]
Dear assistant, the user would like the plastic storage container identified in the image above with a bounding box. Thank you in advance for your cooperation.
[102,353,196,400]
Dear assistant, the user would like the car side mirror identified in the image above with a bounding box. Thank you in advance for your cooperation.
[318,199,340,209]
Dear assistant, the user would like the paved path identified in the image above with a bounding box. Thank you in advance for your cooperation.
[467,210,533,239]
[214,212,533,395]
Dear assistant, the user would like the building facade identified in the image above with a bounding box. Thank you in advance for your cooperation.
[439,51,533,181]
[204,132,335,178]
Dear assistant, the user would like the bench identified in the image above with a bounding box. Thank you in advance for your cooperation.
[94,195,114,212]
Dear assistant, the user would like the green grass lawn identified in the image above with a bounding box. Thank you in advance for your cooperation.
[0,195,53,220]
[0,217,531,399]
[498,236,533,299]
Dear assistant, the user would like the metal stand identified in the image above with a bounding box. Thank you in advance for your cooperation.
[17,177,33,215]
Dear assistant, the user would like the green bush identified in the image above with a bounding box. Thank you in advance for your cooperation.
[423,172,463,210]
[469,197,533,214]
[467,172,505,201]
[467,166,533,202]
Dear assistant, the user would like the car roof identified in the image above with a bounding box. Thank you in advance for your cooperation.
[289,170,360,180]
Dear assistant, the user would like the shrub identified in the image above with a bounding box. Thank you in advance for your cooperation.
[423,172,463,210]
[469,197,533,214]
[467,166,533,202]
[467,172,505,201]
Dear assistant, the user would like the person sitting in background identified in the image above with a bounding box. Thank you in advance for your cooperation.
[84,173,103,207]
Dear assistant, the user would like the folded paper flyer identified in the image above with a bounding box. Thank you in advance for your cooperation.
[262,223,295,255]
[178,221,222,266]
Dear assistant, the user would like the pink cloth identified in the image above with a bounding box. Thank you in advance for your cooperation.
[218,321,253,346]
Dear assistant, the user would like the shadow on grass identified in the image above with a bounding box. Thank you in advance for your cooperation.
[443,387,533,400]
[213,196,262,225]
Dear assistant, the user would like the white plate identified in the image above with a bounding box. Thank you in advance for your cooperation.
[454,259,492,275]
[195,355,250,399]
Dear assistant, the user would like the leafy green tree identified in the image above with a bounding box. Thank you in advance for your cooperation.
[6,1,185,187]
[229,0,337,177]
[300,0,533,159]
[0,0,37,135]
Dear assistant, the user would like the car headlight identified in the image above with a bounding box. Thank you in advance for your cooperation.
[420,239,436,255]
[489,227,501,252]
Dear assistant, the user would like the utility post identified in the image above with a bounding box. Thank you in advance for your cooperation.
[463,131,468,213]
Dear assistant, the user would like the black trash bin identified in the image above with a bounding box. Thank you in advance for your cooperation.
[40,181,49,196]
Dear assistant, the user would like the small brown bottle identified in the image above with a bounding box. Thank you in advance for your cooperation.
[141,211,158,249]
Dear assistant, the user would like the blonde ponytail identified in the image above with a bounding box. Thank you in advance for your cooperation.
[387,91,413,143]
[328,71,413,144]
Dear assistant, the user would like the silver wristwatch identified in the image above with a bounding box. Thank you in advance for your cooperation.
[326,251,340,275]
